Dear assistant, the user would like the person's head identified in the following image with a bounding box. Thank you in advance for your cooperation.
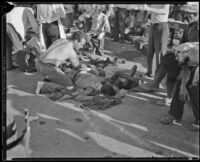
[101,84,116,96]
[94,5,103,14]
[126,10,131,17]
[114,77,133,90]
[72,31,87,52]
[175,42,199,66]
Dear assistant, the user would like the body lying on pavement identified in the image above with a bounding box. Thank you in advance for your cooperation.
[36,65,139,102]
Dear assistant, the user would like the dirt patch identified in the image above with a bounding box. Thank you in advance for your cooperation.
[39,121,46,125]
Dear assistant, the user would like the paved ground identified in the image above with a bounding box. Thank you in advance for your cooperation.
[6,37,199,159]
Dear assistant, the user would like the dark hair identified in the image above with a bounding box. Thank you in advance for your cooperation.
[117,80,133,90]
[101,84,116,96]
[71,31,87,42]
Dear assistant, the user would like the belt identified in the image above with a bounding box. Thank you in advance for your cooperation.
[39,60,56,67]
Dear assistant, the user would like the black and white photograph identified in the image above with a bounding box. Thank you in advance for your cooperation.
[2,1,199,160]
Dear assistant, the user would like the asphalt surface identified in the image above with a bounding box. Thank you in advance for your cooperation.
[6,37,199,159]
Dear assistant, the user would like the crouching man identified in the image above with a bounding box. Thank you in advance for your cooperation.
[161,42,199,131]
[35,31,87,87]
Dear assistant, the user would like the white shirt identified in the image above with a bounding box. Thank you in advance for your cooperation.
[37,4,66,24]
[64,4,74,14]
[150,5,170,23]
[40,39,79,67]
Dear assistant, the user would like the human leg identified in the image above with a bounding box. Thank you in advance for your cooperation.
[97,36,105,56]
[35,60,74,87]
[146,25,155,77]
[161,79,184,124]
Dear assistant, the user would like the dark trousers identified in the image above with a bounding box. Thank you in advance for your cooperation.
[42,21,60,49]
[118,8,126,41]
[113,10,120,40]
[6,33,13,70]
[146,22,169,76]
[169,67,199,123]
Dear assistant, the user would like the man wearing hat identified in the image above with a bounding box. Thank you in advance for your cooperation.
[160,42,199,131]
[180,3,199,43]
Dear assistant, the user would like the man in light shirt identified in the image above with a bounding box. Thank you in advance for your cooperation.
[140,4,170,94]
[144,4,170,78]
[35,31,87,87]
[36,4,67,49]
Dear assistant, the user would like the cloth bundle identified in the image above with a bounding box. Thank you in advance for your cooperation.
[81,95,124,110]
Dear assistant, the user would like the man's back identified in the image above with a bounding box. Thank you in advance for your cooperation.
[40,39,79,67]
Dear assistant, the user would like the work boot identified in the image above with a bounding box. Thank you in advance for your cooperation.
[160,114,182,126]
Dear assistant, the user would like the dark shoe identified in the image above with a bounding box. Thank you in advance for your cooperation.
[160,114,182,126]
[189,121,199,132]
[145,72,153,78]
[43,78,51,82]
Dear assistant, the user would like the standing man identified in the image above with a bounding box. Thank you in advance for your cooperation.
[112,5,127,43]
[144,4,170,78]
[37,4,67,50]
[90,5,110,56]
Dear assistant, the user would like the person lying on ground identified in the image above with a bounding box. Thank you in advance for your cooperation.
[35,31,87,87]
[36,65,139,101]
[60,53,126,79]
